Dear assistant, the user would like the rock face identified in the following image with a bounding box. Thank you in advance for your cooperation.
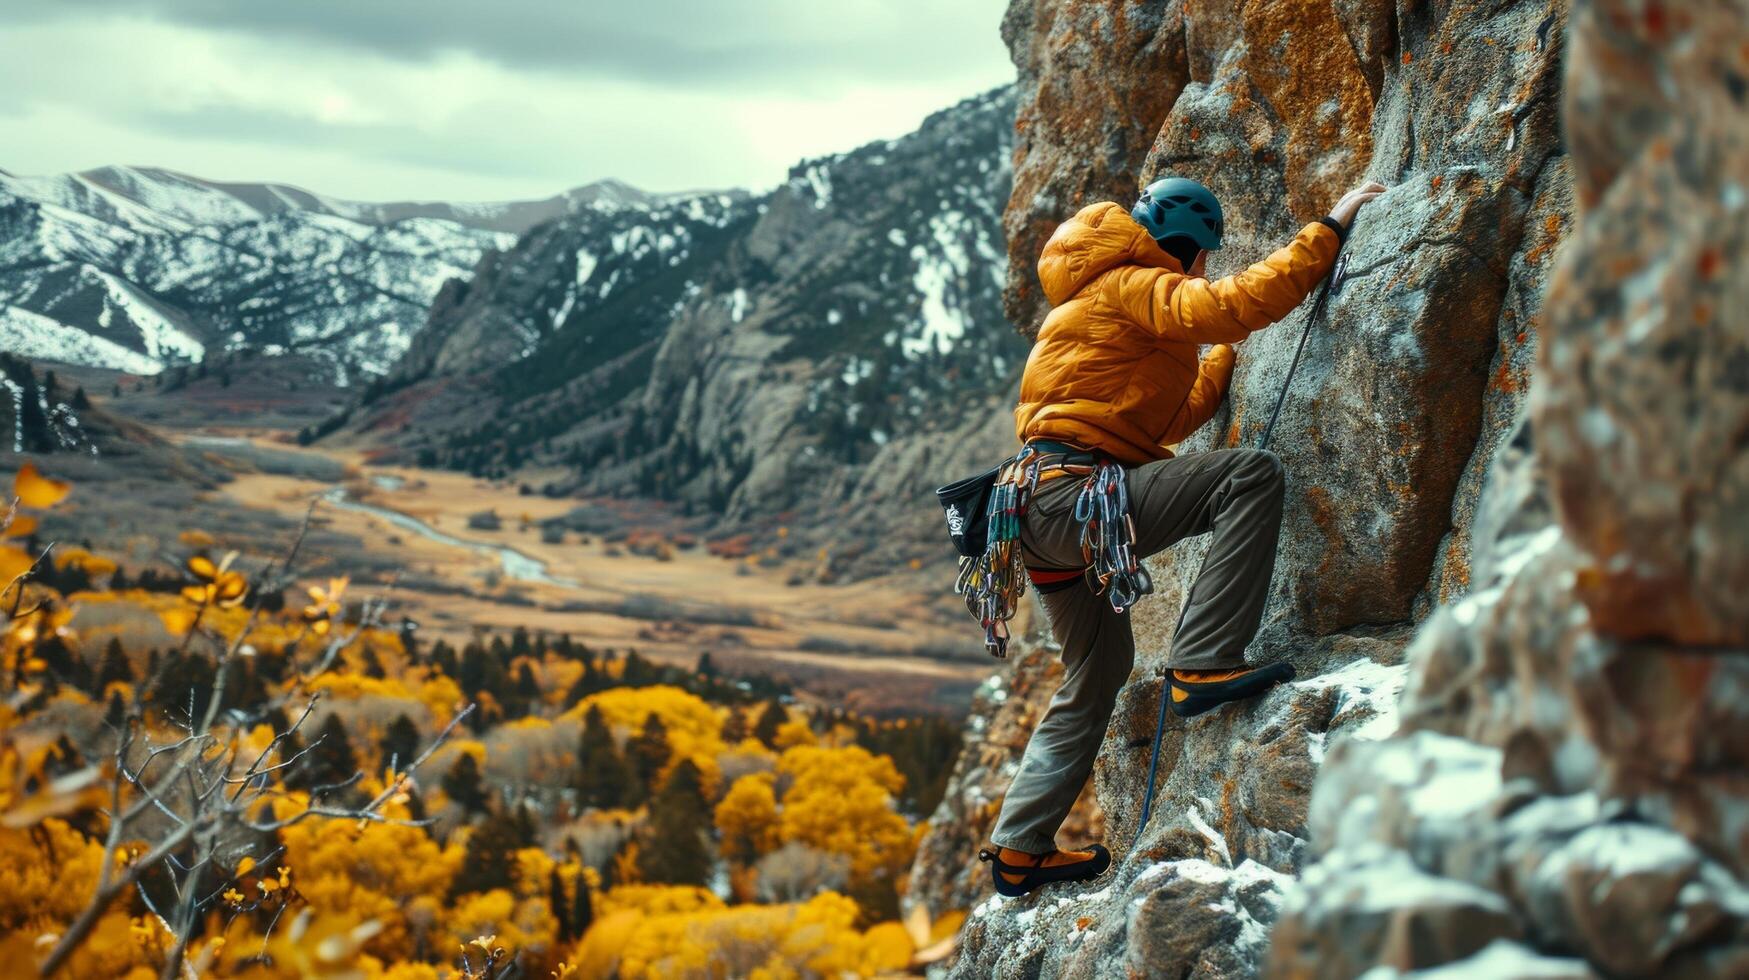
[912,0,1749,976]
[1269,3,1749,977]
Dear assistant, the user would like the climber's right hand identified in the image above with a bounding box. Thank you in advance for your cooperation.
[1327,181,1387,229]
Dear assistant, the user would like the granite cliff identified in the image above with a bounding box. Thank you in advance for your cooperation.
[909,1,1747,976]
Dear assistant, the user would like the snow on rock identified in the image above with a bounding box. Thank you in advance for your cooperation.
[1390,940,1597,980]
[0,166,636,379]
[1,305,163,375]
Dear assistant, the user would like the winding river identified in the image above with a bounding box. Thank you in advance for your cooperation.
[318,486,577,588]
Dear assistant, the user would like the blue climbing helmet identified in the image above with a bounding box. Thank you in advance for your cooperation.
[1132,176,1224,252]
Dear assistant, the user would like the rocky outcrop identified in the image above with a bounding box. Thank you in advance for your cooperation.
[1270,2,1749,976]
[913,0,1748,976]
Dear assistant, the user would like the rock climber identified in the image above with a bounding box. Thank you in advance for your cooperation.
[979,175,1387,897]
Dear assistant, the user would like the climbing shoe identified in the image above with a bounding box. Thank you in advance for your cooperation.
[1168,662,1296,718]
[979,845,1112,898]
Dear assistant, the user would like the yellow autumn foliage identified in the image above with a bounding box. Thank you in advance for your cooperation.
[0,819,114,926]
[771,718,817,749]
[0,494,951,977]
[577,890,906,980]
[567,685,725,791]
[279,803,464,961]
[444,887,560,972]
[715,772,780,863]
[306,672,419,704]
[596,884,724,918]
[776,745,912,879]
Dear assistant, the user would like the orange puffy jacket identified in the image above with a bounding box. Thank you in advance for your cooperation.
[1016,202,1341,465]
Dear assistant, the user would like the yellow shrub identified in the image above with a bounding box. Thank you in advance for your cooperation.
[594,891,871,979]
[715,772,780,863]
[771,719,816,750]
[416,674,465,722]
[859,920,915,974]
[0,819,113,927]
[280,808,462,961]
[442,887,558,971]
[596,884,723,918]
[306,673,417,703]
[775,746,912,879]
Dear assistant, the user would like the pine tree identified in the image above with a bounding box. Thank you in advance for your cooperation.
[96,638,133,693]
[380,714,421,771]
[753,700,788,749]
[573,705,631,810]
[572,870,594,937]
[549,868,573,942]
[301,715,359,796]
[512,662,541,716]
[103,690,129,728]
[459,642,507,702]
[628,713,671,800]
[443,753,489,813]
[635,759,711,886]
[720,706,750,744]
[695,652,717,679]
[399,619,422,663]
[431,640,459,678]
[621,650,659,687]
[150,652,216,722]
[451,804,536,897]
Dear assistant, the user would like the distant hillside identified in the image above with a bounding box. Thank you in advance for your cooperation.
[339,87,1025,566]
[0,166,678,380]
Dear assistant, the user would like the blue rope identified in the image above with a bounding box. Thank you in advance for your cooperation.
[1133,247,1347,840]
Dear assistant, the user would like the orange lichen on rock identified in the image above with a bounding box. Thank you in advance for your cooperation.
[1239,0,1375,218]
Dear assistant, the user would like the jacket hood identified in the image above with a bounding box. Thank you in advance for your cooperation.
[1037,202,1182,306]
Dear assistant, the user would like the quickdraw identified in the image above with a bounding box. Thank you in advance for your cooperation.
[956,446,1156,656]
[1074,462,1154,614]
[955,446,1045,658]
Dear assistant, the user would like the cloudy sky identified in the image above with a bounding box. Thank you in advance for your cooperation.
[0,1,1014,203]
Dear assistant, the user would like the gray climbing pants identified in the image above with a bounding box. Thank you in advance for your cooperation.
[989,448,1286,854]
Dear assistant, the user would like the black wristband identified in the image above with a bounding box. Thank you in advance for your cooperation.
[1319,215,1348,245]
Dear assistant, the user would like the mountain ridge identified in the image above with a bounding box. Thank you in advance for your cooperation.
[0,165,715,381]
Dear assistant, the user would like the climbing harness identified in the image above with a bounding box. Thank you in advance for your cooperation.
[948,441,1143,657]
[1073,462,1153,614]
[1135,243,1350,837]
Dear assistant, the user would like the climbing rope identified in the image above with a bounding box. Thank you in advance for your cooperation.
[1135,245,1349,838]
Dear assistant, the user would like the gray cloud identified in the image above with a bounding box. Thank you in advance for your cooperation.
[18,0,1013,92]
[0,2,1012,200]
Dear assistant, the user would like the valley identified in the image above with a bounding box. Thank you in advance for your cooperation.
[52,412,992,716]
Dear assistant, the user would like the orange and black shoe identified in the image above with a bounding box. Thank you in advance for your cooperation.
[978,845,1112,898]
[1168,662,1296,718]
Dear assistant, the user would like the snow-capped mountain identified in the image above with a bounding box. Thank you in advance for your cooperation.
[344,87,1024,561]
[0,166,668,379]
